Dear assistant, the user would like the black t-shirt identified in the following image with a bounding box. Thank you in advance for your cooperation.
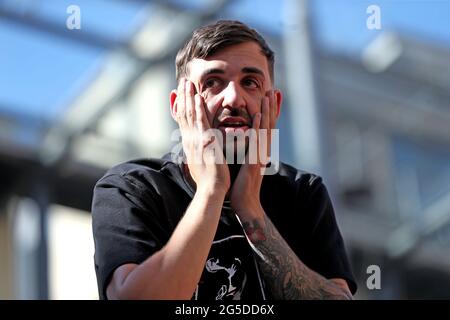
[91,152,357,300]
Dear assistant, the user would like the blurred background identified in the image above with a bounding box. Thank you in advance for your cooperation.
[1,0,450,300]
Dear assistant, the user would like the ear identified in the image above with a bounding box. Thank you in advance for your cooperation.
[274,89,282,120]
[169,89,178,121]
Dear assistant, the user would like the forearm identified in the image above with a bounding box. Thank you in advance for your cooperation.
[118,188,225,299]
[238,207,352,300]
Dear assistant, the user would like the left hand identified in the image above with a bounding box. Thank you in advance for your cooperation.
[230,90,277,219]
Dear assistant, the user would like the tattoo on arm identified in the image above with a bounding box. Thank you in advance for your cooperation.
[241,215,353,300]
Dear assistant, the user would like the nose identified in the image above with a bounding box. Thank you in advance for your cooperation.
[221,81,245,110]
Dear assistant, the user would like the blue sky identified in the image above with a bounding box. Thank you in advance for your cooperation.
[0,0,146,121]
[313,0,450,54]
[1,0,450,122]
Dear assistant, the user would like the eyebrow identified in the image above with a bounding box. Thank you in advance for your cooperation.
[200,68,225,78]
[242,67,265,78]
[199,67,265,79]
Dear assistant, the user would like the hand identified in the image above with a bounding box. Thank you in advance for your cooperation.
[230,90,277,218]
[175,78,230,195]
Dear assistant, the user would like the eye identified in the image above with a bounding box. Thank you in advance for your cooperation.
[203,77,222,89]
[242,77,259,89]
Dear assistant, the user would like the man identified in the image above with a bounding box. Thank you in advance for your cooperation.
[92,20,357,300]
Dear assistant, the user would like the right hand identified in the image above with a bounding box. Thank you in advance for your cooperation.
[175,78,230,195]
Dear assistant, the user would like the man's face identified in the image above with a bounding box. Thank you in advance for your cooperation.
[188,41,271,134]
[172,42,282,147]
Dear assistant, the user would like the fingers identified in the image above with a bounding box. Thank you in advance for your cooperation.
[246,112,261,166]
[263,90,276,130]
[195,94,210,132]
[252,112,261,130]
[261,95,270,130]
[251,112,262,147]
[178,79,210,132]
[269,90,277,129]
[185,80,196,128]
[259,91,274,165]
[176,78,198,129]
[176,78,187,129]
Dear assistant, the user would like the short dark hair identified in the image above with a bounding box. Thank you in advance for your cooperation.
[175,20,275,83]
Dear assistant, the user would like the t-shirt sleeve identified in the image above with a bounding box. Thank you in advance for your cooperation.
[91,173,167,300]
[304,177,357,295]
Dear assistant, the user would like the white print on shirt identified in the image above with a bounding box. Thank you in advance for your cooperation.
[206,257,247,300]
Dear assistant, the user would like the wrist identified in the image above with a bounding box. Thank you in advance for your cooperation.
[195,184,228,200]
[233,199,264,221]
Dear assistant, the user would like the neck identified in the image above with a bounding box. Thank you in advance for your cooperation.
[228,163,241,186]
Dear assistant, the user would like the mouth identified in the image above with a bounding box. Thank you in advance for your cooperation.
[218,117,250,132]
